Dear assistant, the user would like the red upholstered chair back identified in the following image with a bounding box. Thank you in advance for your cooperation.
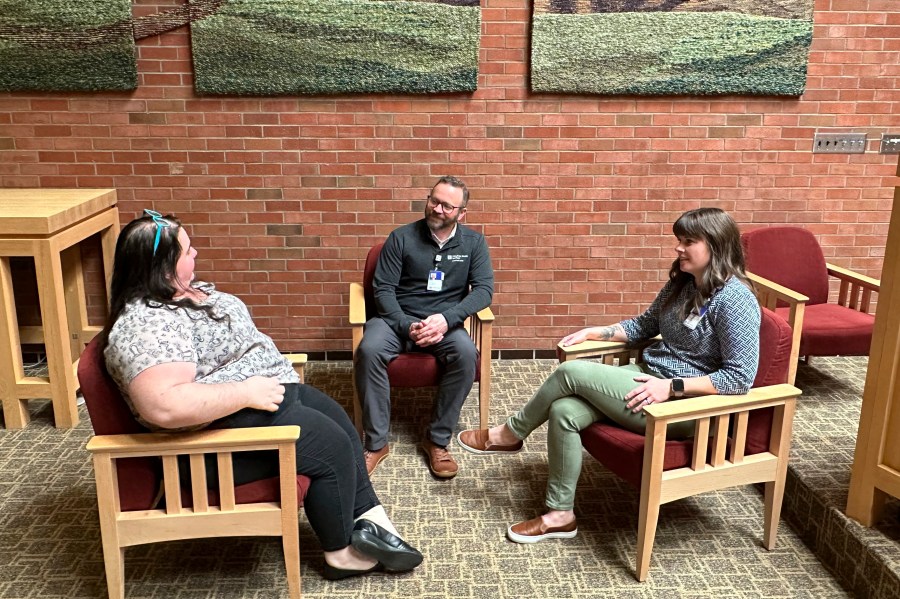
[741,226,830,305]
[580,306,793,488]
[78,337,311,511]
[362,242,384,322]
[361,242,481,387]
[78,337,161,511]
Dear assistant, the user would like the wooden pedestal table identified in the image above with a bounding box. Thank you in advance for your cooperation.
[0,189,119,429]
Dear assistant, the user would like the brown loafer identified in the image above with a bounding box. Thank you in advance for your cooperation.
[507,516,577,544]
[364,445,390,476]
[420,438,458,479]
[457,428,523,455]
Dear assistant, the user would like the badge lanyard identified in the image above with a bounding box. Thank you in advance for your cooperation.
[682,302,709,330]
[427,254,444,292]
[682,287,719,330]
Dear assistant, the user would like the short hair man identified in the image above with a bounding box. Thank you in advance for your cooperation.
[355,176,495,479]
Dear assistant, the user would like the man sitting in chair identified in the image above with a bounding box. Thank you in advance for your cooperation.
[355,176,494,479]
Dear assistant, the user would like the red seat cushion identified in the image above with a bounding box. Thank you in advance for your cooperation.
[580,307,792,489]
[182,475,311,508]
[386,352,482,387]
[777,303,874,357]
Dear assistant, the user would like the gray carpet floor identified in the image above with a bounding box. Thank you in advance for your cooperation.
[0,358,870,598]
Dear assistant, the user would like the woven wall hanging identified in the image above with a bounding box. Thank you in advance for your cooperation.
[190,0,481,95]
[0,0,136,91]
[531,0,814,96]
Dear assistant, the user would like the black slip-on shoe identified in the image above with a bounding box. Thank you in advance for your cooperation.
[351,519,424,572]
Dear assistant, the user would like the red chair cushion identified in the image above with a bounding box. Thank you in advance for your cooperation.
[580,307,793,489]
[778,303,874,357]
[386,352,482,387]
[79,337,310,512]
[182,475,312,508]
[741,227,830,305]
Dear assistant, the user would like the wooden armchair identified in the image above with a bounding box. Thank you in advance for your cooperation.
[559,307,801,581]
[348,242,494,433]
[78,337,310,599]
[742,226,879,365]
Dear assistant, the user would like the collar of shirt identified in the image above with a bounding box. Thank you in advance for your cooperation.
[431,224,457,249]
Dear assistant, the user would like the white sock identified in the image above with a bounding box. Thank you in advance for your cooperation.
[356,505,402,539]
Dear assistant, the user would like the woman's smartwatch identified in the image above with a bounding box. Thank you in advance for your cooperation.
[671,378,685,398]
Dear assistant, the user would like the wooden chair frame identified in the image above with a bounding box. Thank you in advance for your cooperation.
[559,338,800,581]
[349,281,494,433]
[85,355,308,599]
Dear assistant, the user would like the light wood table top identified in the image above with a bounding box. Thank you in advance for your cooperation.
[0,189,117,235]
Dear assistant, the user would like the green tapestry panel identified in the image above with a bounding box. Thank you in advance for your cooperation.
[190,0,481,95]
[0,0,136,92]
[531,1,814,96]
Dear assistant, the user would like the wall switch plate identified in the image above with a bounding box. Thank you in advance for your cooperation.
[812,132,867,153]
[880,133,900,154]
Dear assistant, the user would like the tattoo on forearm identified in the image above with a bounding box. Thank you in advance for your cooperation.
[597,325,618,340]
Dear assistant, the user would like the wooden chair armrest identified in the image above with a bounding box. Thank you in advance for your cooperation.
[746,272,809,307]
[86,425,301,457]
[556,337,657,362]
[283,353,307,383]
[643,384,801,424]
[826,263,881,292]
[475,306,495,322]
[349,282,366,325]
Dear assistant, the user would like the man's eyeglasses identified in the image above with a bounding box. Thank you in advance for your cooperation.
[143,209,171,256]
[427,195,465,213]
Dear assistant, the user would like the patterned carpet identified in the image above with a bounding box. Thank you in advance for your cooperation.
[0,358,875,598]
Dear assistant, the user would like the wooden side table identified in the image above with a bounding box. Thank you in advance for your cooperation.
[0,189,119,428]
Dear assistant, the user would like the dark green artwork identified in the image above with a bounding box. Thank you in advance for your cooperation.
[190,0,481,95]
[0,0,136,91]
[531,0,815,96]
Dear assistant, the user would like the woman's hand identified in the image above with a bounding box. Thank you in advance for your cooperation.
[243,376,286,412]
[560,328,593,347]
[624,375,672,413]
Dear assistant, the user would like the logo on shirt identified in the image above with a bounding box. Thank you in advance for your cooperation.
[445,254,468,262]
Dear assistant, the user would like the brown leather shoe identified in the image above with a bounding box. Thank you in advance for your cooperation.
[420,438,458,479]
[457,428,523,455]
[507,516,577,544]
[364,445,389,476]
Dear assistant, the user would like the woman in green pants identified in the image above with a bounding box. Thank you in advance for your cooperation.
[457,207,761,543]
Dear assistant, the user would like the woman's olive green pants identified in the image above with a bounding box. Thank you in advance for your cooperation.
[507,360,695,511]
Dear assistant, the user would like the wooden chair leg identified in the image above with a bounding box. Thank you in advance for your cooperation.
[635,486,661,582]
[101,545,125,599]
[351,376,363,438]
[478,377,490,430]
[636,420,667,581]
[282,527,301,599]
[763,479,784,550]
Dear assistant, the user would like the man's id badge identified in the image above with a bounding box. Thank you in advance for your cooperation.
[427,270,444,291]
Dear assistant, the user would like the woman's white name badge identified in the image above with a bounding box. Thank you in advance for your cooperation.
[683,305,707,330]
[427,270,444,291]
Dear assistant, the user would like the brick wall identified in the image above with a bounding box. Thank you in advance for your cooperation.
[1,0,898,356]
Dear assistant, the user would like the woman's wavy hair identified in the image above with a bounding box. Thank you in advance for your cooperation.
[664,207,751,316]
[99,213,223,350]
